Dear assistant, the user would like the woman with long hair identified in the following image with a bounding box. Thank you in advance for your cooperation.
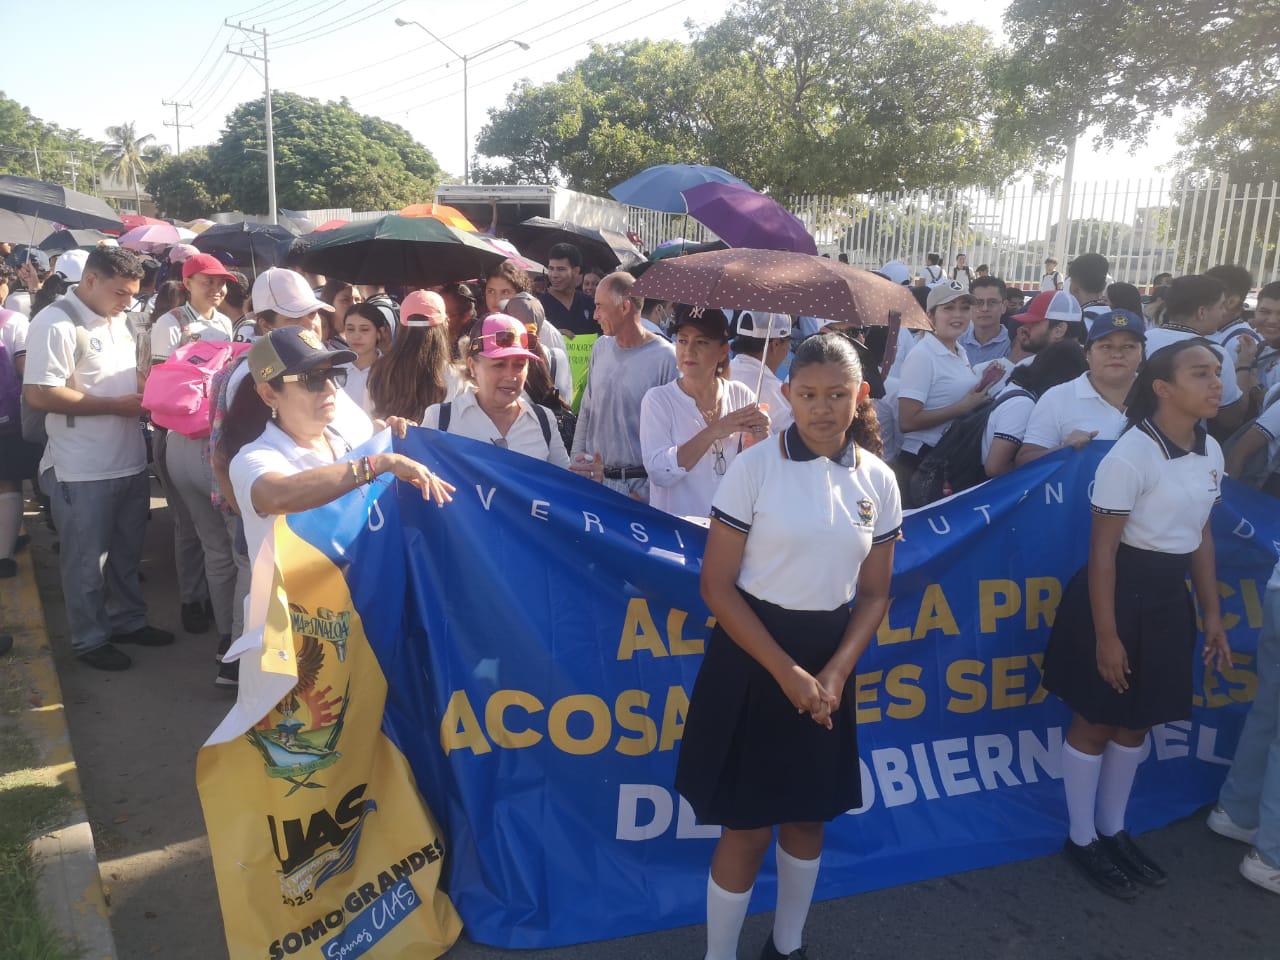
[318,278,364,341]
[340,302,392,414]
[1042,339,1230,900]
[366,290,455,421]
[677,334,898,960]
[639,307,769,517]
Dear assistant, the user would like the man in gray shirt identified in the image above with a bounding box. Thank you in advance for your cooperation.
[571,271,677,500]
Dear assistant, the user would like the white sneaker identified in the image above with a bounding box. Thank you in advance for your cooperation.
[1240,849,1280,895]
[1207,805,1257,844]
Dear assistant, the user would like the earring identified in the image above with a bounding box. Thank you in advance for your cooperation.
[270,406,278,420]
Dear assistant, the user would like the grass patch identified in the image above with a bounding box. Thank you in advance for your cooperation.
[0,725,80,960]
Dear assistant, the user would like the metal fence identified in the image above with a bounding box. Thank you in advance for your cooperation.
[787,177,1280,289]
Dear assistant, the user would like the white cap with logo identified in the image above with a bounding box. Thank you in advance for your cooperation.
[250,268,334,319]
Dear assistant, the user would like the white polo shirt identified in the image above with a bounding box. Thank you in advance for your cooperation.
[0,308,29,361]
[423,388,569,467]
[639,377,757,518]
[149,305,233,362]
[229,417,374,566]
[897,333,978,453]
[710,425,902,611]
[340,360,377,415]
[1021,372,1128,451]
[980,386,1036,462]
[1144,325,1242,407]
[23,291,146,482]
[1215,319,1264,369]
[729,353,792,433]
[1091,419,1224,554]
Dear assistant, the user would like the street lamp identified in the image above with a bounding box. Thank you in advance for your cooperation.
[394,18,530,184]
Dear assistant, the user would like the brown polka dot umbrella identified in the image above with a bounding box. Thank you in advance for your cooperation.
[631,248,930,330]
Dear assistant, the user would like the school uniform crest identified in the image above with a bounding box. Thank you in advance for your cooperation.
[857,498,875,525]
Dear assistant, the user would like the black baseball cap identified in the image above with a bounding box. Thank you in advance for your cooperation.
[248,326,354,384]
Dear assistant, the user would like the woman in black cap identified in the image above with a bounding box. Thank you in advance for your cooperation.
[677,334,900,960]
[1042,339,1231,900]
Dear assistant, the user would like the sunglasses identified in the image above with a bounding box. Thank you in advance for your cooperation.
[711,439,727,477]
[472,328,531,352]
[281,366,347,392]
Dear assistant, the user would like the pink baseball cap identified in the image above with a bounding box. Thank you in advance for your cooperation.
[168,243,200,264]
[470,314,542,363]
[400,290,447,327]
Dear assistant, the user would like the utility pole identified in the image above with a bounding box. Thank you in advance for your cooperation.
[161,99,194,154]
[226,20,278,224]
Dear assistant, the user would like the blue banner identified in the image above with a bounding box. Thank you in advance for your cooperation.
[284,432,1279,949]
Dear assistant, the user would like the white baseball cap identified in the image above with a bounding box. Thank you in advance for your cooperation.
[734,310,792,339]
[168,243,200,264]
[876,259,912,286]
[54,248,89,283]
[250,268,334,319]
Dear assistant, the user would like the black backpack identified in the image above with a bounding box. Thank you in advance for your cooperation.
[909,388,1033,507]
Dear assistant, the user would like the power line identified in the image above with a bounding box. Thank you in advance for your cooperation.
[288,0,535,89]
[404,0,690,115]
[254,0,352,28]
[189,61,252,127]
[272,0,405,48]
[186,53,239,110]
[230,0,294,19]
[349,0,610,108]
[168,23,231,100]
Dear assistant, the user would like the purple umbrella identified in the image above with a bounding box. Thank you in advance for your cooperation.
[681,182,817,256]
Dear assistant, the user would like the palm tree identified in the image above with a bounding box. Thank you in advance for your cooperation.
[104,123,156,212]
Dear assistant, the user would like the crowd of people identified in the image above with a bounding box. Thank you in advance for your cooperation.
[1,226,1278,959]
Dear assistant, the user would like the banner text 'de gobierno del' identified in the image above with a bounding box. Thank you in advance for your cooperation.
[281,432,1278,950]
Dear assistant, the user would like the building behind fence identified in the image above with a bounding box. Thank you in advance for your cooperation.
[301,175,1280,291]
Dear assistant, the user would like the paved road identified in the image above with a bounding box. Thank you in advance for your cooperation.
[32,487,1278,960]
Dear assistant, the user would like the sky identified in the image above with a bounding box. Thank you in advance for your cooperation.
[2,0,1186,195]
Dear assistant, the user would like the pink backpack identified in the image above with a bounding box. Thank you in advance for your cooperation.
[143,339,251,439]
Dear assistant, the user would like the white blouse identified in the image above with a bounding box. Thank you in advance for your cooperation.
[639,377,758,518]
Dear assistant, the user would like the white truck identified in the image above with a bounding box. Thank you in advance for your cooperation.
[435,184,631,235]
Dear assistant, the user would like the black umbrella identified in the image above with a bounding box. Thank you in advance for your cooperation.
[505,217,646,271]
[0,175,123,232]
[0,209,54,246]
[300,215,507,286]
[39,228,112,253]
[193,221,297,272]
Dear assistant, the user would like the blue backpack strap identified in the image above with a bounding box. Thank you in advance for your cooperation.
[437,401,452,433]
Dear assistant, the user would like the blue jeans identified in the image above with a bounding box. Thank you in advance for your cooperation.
[47,469,149,654]
[1219,588,1280,867]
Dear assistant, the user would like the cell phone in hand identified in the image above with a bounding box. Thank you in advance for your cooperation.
[976,363,1004,392]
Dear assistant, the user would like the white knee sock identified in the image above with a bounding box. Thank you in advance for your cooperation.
[772,845,820,954]
[1062,743,1103,846]
[705,874,752,960]
[0,491,22,559]
[1095,740,1145,837]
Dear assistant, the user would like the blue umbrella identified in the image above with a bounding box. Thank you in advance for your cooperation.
[608,164,751,213]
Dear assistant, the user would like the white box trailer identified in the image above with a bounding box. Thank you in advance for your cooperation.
[435,184,631,234]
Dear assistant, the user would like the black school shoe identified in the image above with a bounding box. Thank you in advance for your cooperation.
[760,936,810,960]
[111,625,175,647]
[215,659,239,688]
[1063,839,1139,900]
[79,643,132,671]
[181,601,211,634]
[1099,831,1168,887]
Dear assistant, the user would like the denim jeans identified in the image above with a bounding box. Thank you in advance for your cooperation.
[1219,588,1280,867]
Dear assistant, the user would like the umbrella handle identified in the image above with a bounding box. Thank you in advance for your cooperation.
[737,311,777,454]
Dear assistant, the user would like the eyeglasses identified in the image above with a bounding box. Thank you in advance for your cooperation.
[972,298,1003,309]
[281,366,347,392]
[473,328,531,352]
[711,439,727,477]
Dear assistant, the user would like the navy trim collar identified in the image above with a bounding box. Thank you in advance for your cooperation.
[782,423,858,467]
[1137,418,1207,459]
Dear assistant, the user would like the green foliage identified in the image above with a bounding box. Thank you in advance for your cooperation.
[103,122,157,208]
[145,148,231,221]
[475,0,1033,195]
[0,91,104,191]
[206,92,442,215]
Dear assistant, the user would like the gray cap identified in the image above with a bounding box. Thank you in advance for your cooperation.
[926,280,973,312]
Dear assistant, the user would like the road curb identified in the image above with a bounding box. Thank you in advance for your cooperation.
[3,542,118,960]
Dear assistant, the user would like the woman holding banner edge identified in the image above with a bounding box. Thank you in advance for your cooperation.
[1042,339,1232,900]
[676,334,901,960]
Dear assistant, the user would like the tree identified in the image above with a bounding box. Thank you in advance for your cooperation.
[475,0,1033,197]
[209,92,443,214]
[1001,1,1280,153]
[146,148,232,221]
[104,122,156,210]
[0,91,105,191]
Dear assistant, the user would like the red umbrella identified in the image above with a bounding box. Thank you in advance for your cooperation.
[313,219,349,232]
[632,248,930,329]
[121,213,169,231]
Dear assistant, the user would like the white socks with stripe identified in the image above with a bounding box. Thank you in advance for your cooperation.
[0,491,21,560]
[705,875,752,960]
[1095,740,1144,837]
[772,846,821,955]
[1062,743,1103,846]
